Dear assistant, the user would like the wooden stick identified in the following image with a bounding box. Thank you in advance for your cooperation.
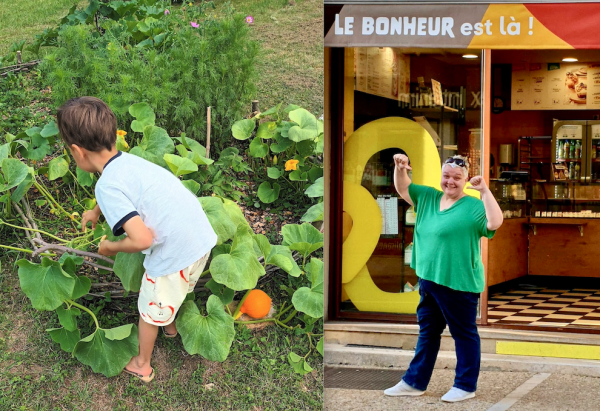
[16,51,22,65]
[206,106,211,158]
[252,100,260,115]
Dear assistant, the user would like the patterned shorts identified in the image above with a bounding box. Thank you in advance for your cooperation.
[138,252,210,326]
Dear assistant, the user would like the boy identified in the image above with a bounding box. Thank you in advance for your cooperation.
[57,96,217,382]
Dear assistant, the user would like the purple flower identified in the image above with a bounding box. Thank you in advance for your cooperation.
[164,9,170,15]
[245,16,254,24]
[191,22,199,28]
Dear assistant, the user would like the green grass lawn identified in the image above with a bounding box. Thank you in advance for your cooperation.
[0,0,324,409]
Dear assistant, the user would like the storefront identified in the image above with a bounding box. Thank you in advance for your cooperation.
[324,0,600,344]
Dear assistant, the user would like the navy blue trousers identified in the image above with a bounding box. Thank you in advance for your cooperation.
[402,278,481,393]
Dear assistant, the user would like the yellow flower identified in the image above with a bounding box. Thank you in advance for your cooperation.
[189,2,192,5]
[285,159,299,171]
[117,130,127,137]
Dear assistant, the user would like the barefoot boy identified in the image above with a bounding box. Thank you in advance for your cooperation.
[57,96,217,382]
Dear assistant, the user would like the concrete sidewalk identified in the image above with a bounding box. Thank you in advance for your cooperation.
[324,367,600,411]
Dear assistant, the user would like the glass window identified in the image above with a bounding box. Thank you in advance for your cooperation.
[340,47,483,316]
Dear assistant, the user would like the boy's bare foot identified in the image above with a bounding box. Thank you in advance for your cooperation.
[125,355,153,378]
[164,322,177,337]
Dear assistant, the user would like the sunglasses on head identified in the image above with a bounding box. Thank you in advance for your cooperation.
[444,157,468,167]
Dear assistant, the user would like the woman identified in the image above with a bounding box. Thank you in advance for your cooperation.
[384,154,503,403]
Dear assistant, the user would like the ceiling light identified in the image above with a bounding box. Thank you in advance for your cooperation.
[562,57,578,62]
[462,54,479,59]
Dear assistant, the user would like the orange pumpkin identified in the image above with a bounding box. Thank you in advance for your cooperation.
[236,289,271,319]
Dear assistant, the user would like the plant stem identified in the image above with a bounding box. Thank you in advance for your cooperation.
[232,289,252,318]
[34,180,74,221]
[199,268,210,277]
[0,220,69,243]
[276,303,294,319]
[67,299,100,330]
[280,309,297,324]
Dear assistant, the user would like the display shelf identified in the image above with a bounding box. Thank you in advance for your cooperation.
[527,217,588,236]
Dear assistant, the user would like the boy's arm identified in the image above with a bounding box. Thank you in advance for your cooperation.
[98,216,154,256]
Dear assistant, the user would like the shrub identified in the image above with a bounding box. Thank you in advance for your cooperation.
[41,2,258,150]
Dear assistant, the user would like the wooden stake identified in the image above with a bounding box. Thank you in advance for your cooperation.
[252,100,259,116]
[206,107,211,159]
[17,51,22,65]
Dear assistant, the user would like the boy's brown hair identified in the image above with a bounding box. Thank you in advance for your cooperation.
[57,97,117,152]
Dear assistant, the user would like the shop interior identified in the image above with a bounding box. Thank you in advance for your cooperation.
[487,49,600,331]
[341,48,482,314]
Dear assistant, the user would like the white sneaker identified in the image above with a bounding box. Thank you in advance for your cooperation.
[383,379,425,397]
[441,387,476,402]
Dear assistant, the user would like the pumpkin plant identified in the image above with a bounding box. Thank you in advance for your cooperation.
[231,104,324,206]
[0,102,324,377]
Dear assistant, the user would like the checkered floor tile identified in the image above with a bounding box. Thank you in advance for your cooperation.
[488,287,600,329]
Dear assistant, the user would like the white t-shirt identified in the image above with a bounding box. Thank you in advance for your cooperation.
[95,152,217,277]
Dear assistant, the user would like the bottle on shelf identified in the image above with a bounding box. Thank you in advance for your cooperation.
[576,140,582,159]
[597,140,600,159]
[558,141,564,159]
[575,163,580,180]
[570,140,576,159]
[569,162,574,180]
[564,139,570,160]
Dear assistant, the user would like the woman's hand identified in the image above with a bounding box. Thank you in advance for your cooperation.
[467,176,489,192]
[393,154,412,171]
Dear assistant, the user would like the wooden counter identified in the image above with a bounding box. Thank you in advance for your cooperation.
[529,218,600,277]
[488,218,528,286]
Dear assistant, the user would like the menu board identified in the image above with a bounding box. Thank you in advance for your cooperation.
[512,62,600,110]
[355,48,410,102]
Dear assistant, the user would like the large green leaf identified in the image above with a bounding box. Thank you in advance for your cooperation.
[17,258,75,311]
[113,252,145,292]
[40,121,59,138]
[199,197,237,244]
[231,118,256,140]
[256,122,277,139]
[252,234,271,260]
[249,137,269,158]
[257,182,280,204]
[0,143,9,163]
[292,258,324,318]
[76,167,95,187]
[177,296,235,361]
[129,102,156,132]
[300,202,324,223]
[71,276,91,300]
[132,125,174,167]
[288,108,319,142]
[73,324,139,377]
[56,306,81,332]
[0,158,29,191]
[205,279,235,305]
[305,177,324,198]
[47,327,81,353]
[289,170,307,182]
[222,198,249,230]
[10,173,33,202]
[307,167,324,183]
[281,223,324,258]
[23,132,51,161]
[270,134,293,153]
[257,103,281,119]
[210,228,265,290]
[266,245,301,277]
[48,157,69,181]
[267,167,282,179]
[181,179,200,195]
[164,154,198,177]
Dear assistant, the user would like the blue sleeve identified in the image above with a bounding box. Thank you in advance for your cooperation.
[408,183,435,213]
[474,201,496,239]
[95,184,139,236]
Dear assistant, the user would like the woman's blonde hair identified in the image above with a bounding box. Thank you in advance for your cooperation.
[442,155,470,179]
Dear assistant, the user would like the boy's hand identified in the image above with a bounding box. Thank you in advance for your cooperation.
[82,205,101,232]
[98,235,118,256]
